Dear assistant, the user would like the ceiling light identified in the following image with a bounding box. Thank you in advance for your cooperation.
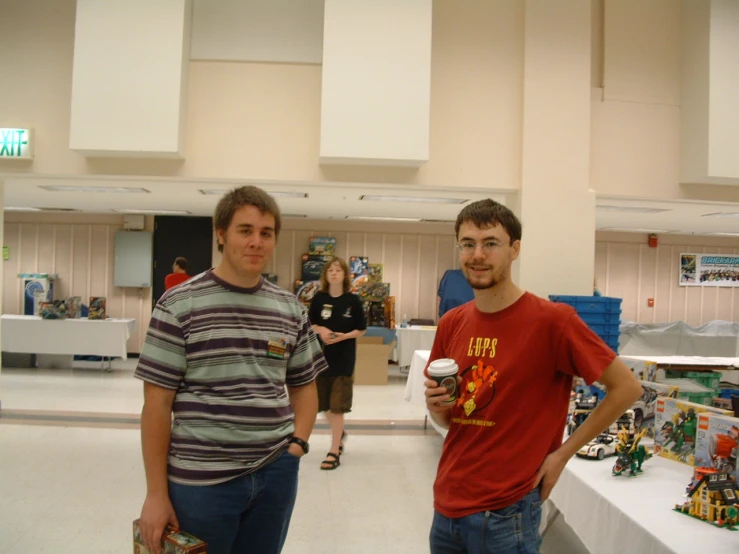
[5,207,41,212]
[598,227,677,233]
[422,219,455,223]
[346,216,422,222]
[40,185,150,193]
[701,212,739,218]
[596,205,670,214]
[360,195,468,204]
[199,189,307,198]
[283,214,307,218]
[114,209,191,215]
[701,232,739,237]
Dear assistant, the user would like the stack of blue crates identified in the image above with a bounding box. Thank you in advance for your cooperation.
[548,295,622,353]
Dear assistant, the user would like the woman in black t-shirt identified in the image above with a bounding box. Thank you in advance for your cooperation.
[308,257,367,470]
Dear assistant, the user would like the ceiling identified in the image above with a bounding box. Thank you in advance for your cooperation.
[2,174,739,237]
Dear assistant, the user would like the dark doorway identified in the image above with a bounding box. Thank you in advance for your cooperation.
[152,216,213,307]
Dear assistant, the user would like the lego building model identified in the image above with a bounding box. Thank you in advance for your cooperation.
[612,428,651,477]
[674,469,739,531]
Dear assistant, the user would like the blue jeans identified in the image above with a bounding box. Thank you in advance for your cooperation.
[168,450,300,554]
[430,488,543,554]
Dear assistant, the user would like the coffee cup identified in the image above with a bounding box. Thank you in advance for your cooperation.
[427,358,459,404]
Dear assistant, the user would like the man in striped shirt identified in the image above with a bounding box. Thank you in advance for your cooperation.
[135,186,328,554]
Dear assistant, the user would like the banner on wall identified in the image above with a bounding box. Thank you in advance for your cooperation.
[679,253,739,287]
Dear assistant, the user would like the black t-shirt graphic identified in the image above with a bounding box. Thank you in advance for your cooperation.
[308,291,367,377]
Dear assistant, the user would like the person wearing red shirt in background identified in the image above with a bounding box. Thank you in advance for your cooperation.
[164,257,190,291]
[424,199,643,554]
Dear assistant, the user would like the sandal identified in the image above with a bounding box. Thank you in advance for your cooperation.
[320,452,340,470]
[338,431,348,455]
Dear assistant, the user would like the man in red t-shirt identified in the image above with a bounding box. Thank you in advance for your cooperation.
[424,199,642,554]
[164,257,190,291]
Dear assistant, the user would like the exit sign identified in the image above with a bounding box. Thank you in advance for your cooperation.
[0,128,33,159]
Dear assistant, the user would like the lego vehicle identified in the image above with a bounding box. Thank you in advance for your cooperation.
[567,395,599,435]
[577,433,618,460]
[608,410,636,439]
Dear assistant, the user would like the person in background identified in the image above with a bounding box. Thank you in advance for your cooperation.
[164,257,190,291]
[424,199,643,554]
[135,186,328,554]
[593,277,602,296]
[308,257,367,470]
[437,268,475,319]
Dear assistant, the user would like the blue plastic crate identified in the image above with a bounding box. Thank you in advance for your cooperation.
[719,388,739,399]
[579,312,621,325]
[549,295,622,314]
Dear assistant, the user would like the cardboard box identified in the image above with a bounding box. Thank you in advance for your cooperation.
[654,397,732,466]
[695,413,739,481]
[133,520,207,553]
[355,336,395,385]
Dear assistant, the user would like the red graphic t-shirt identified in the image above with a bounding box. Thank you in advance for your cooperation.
[427,292,616,518]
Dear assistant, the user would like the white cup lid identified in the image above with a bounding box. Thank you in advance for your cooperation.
[428,358,459,376]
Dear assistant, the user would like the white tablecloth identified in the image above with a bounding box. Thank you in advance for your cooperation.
[1,315,137,359]
[623,354,739,368]
[552,454,739,554]
[396,326,437,367]
[403,349,449,437]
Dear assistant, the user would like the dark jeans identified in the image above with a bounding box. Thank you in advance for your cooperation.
[168,450,300,554]
[430,488,543,554]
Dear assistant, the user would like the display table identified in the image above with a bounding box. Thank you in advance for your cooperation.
[552,454,739,554]
[396,326,436,367]
[1,315,137,359]
[403,349,449,436]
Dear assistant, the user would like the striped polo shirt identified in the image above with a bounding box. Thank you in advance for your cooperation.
[134,270,328,486]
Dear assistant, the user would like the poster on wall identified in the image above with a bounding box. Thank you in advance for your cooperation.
[679,253,739,287]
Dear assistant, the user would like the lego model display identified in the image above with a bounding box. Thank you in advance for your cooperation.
[133,519,207,553]
[695,413,739,480]
[612,428,651,477]
[577,432,619,460]
[655,398,732,465]
[674,469,739,531]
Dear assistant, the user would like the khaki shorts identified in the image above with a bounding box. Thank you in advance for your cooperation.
[316,374,353,414]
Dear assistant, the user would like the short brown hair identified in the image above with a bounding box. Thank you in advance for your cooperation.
[320,257,352,294]
[455,199,522,242]
[214,186,282,252]
[174,257,188,271]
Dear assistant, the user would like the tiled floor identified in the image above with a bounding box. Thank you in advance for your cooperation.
[0,362,588,553]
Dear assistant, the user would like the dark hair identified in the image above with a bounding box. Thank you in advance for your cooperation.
[320,257,352,294]
[454,199,522,242]
[174,257,188,271]
[214,186,282,252]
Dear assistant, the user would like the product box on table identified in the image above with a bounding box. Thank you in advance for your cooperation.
[654,397,732,466]
[133,520,207,554]
[694,413,739,481]
[88,297,107,320]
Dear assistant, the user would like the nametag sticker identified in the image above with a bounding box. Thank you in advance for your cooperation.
[267,338,288,359]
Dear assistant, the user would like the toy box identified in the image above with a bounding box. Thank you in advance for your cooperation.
[654,397,732,465]
[133,520,207,553]
[39,300,67,320]
[65,296,82,318]
[368,263,383,282]
[88,297,107,320]
[309,237,336,256]
[300,254,332,282]
[621,357,657,381]
[349,256,369,277]
[634,380,678,437]
[695,413,739,482]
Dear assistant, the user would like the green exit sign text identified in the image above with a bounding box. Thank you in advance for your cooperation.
[0,128,33,159]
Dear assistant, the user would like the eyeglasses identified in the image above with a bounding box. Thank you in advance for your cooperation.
[455,240,510,255]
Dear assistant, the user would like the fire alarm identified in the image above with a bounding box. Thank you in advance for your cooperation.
[648,234,658,248]
[647,298,655,307]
